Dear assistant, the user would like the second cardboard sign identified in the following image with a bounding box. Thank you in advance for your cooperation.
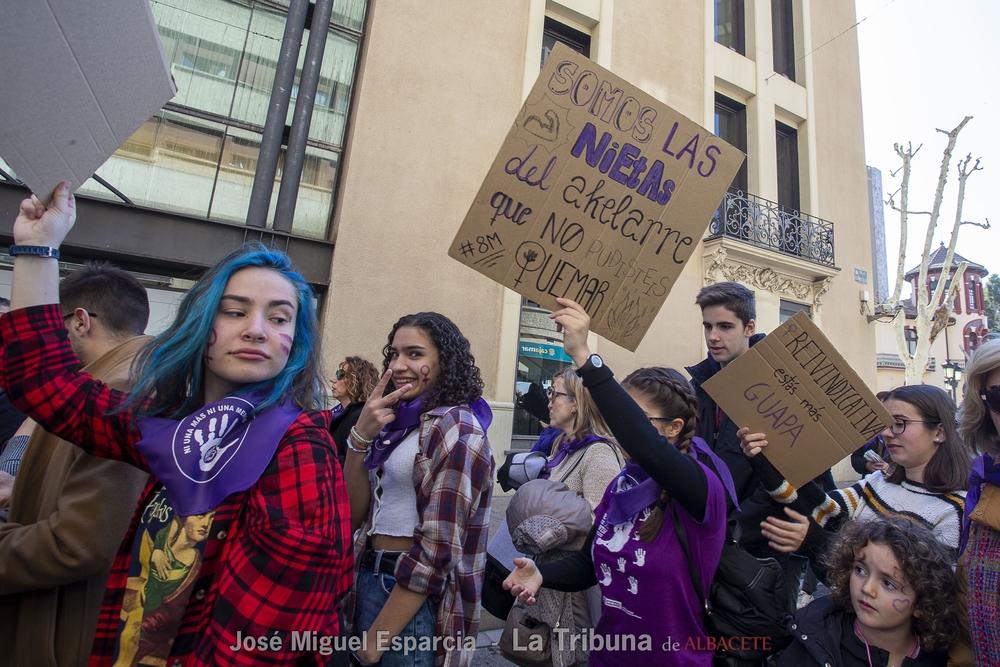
[703,312,893,488]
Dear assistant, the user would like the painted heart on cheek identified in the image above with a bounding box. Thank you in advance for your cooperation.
[891,598,911,613]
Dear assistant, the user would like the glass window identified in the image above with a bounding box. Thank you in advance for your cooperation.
[969,281,978,310]
[80,110,226,218]
[153,0,252,117]
[715,95,747,194]
[904,327,917,355]
[715,0,745,55]
[79,0,365,241]
[772,0,796,80]
[541,17,590,68]
[779,300,811,323]
[776,122,800,213]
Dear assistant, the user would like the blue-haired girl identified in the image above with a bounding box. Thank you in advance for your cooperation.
[0,184,354,666]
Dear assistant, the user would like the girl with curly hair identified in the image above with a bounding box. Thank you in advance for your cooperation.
[329,355,380,461]
[504,299,738,666]
[341,312,494,667]
[772,517,964,666]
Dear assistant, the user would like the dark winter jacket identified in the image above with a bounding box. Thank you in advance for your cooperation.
[686,332,767,509]
[770,597,947,667]
[329,401,364,463]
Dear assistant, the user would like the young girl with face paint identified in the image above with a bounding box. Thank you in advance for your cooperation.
[772,517,963,667]
[340,313,493,667]
[504,299,737,667]
[1,184,353,664]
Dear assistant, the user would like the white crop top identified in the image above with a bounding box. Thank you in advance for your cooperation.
[368,429,421,538]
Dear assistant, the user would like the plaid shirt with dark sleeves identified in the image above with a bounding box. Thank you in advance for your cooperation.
[344,404,494,667]
[0,305,354,667]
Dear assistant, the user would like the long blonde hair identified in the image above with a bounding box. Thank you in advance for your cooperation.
[549,367,613,450]
[958,338,1000,457]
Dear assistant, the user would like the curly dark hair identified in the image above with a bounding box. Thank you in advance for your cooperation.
[340,356,380,403]
[621,367,699,542]
[822,517,963,651]
[381,312,484,412]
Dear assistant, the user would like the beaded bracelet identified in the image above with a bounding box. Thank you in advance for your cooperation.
[350,426,375,445]
[346,434,369,455]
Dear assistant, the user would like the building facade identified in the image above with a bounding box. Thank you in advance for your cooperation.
[1,0,879,473]
[875,244,990,400]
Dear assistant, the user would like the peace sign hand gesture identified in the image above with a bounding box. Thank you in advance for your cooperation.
[352,370,412,443]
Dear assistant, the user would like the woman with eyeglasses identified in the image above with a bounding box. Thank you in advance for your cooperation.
[329,356,379,462]
[956,338,1000,663]
[738,384,970,565]
[504,299,737,666]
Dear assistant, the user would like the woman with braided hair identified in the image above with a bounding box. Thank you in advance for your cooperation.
[504,299,738,666]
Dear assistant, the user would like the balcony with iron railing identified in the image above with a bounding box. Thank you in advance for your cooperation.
[707,189,836,268]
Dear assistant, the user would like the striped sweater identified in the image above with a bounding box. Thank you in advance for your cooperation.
[749,455,966,550]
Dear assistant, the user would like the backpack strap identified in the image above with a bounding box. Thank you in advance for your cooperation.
[670,502,713,621]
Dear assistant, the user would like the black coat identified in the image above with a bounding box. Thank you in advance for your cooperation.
[770,597,947,667]
[329,401,364,463]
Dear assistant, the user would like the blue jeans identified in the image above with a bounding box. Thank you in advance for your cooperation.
[356,562,439,667]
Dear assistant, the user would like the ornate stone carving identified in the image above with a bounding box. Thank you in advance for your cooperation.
[703,247,728,285]
[719,261,813,301]
[812,277,834,311]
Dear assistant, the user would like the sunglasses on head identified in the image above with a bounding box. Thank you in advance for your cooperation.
[981,384,1000,414]
[335,369,346,380]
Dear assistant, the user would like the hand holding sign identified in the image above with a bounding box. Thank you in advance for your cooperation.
[550,297,592,367]
[14,182,76,247]
[737,426,768,458]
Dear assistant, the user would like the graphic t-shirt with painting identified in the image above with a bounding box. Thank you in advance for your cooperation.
[113,485,216,667]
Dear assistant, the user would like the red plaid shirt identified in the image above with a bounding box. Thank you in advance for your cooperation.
[0,305,353,666]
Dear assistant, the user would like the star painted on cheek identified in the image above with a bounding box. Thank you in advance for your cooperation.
[278,332,292,356]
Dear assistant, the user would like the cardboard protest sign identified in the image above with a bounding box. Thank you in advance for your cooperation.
[702,312,893,488]
[0,0,176,203]
[448,43,744,351]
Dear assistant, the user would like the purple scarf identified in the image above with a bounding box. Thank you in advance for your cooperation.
[136,389,302,515]
[960,452,1000,554]
[605,436,740,524]
[365,395,493,471]
[330,403,346,420]
[540,434,607,477]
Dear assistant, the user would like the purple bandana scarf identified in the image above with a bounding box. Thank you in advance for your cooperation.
[540,434,607,478]
[330,403,346,420]
[606,461,662,524]
[604,436,740,524]
[960,452,1000,554]
[136,389,302,515]
[365,395,493,471]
